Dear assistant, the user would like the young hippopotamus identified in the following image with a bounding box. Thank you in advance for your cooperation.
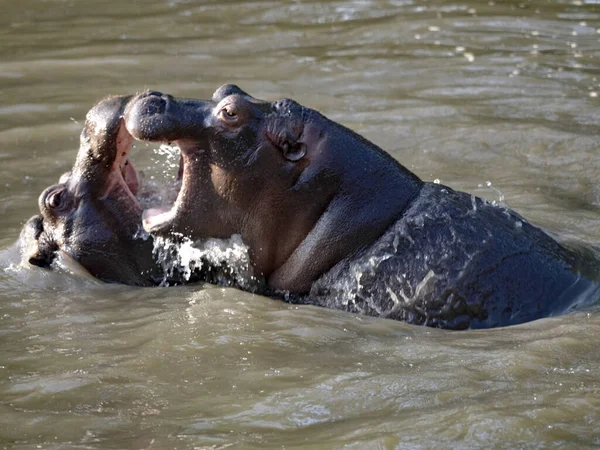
[124,85,600,329]
[20,95,164,285]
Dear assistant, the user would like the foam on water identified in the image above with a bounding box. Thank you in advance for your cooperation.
[153,233,262,291]
[1,242,102,291]
[134,144,264,291]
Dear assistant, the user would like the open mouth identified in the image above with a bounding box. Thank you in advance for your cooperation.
[122,91,195,235]
[111,121,183,216]
[137,143,188,234]
[122,151,139,198]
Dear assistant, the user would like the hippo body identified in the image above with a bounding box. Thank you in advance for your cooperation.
[123,85,600,329]
[309,183,599,329]
[23,86,599,329]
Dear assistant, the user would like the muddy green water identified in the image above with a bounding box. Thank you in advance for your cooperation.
[1,0,600,448]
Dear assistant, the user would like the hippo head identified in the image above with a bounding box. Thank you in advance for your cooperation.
[21,96,163,285]
[125,85,421,293]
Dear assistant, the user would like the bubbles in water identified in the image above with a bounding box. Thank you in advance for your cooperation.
[476,181,506,208]
[485,181,506,207]
[154,144,181,172]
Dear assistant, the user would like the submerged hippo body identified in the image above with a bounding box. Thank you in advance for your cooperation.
[124,85,600,329]
[309,183,599,328]
[21,96,163,285]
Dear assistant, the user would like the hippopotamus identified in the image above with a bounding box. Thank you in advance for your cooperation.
[20,95,164,285]
[124,85,600,329]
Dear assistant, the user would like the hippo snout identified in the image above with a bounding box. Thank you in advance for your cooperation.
[21,214,44,242]
[135,90,171,115]
[20,215,58,269]
[124,91,174,141]
[125,91,212,143]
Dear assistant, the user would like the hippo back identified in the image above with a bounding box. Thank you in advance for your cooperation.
[308,183,600,329]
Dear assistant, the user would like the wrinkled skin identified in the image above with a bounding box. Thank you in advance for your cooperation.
[21,96,162,285]
[124,85,600,329]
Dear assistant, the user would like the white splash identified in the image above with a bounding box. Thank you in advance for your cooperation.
[136,144,182,211]
[153,233,259,290]
[153,144,181,174]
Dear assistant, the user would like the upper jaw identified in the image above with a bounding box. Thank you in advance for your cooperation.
[124,91,210,236]
[124,91,176,142]
[124,90,215,144]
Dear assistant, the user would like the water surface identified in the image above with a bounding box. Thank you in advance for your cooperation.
[1,0,600,448]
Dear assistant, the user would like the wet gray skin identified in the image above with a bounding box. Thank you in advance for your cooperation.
[125,85,599,329]
[125,85,421,293]
[21,96,163,286]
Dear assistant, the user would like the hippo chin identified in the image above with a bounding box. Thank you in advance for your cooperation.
[20,95,164,286]
[121,84,600,329]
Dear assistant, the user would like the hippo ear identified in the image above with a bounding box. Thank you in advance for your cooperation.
[281,141,306,162]
[212,84,250,103]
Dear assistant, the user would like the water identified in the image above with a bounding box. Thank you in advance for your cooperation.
[1,0,600,448]
[153,234,258,290]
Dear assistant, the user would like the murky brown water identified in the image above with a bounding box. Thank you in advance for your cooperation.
[1,0,600,448]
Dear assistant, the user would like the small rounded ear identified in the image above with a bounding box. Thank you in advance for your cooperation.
[212,84,250,103]
[281,141,306,162]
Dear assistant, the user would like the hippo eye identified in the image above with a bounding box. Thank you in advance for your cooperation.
[218,106,238,123]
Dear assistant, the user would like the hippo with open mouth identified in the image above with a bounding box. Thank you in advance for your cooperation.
[124,84,600,329]
[20,95,165,285]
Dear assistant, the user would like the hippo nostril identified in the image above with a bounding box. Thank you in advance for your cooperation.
[137,95,167,117]
[142,90,164,98]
